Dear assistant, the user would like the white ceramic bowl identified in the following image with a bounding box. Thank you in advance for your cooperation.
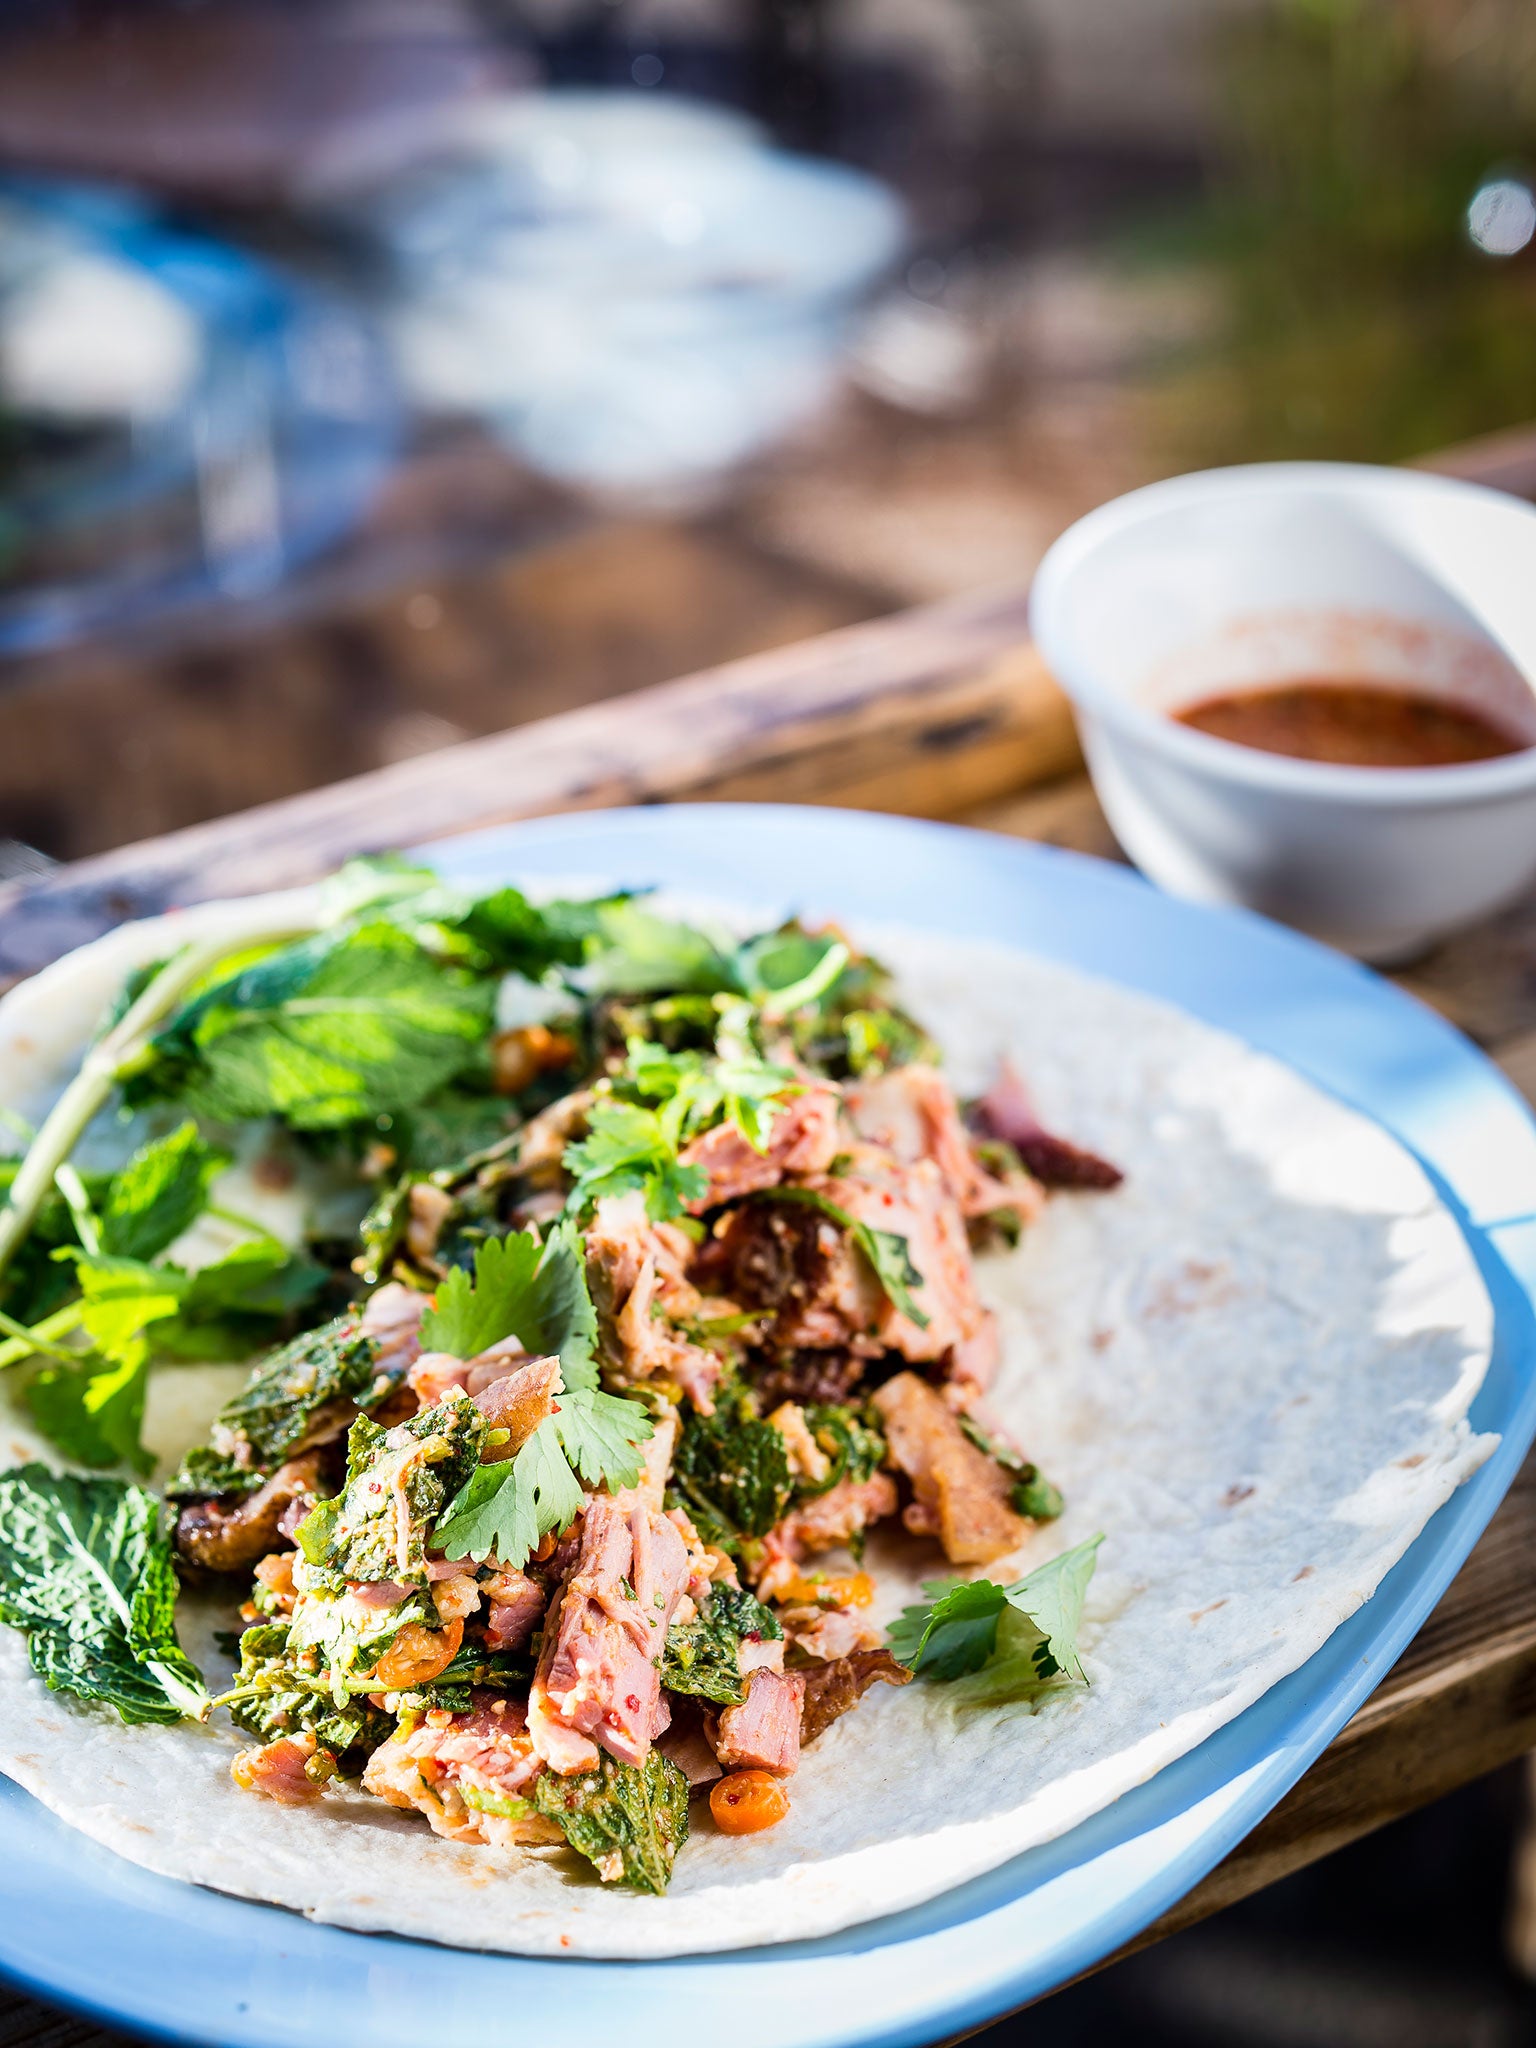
[1030,462,1536,961]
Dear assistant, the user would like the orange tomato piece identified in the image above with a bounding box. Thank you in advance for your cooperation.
[710,1770,791,1836]
[370,1617,463,1689]
[774,1571,875,1610]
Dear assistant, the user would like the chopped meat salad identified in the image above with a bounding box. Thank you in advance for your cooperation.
[0,859,1119,1898]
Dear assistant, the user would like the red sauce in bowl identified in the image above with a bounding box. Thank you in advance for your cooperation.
[1174,681,1529,768]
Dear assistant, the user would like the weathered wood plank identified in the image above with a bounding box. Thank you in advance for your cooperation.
[0,592,1075,982]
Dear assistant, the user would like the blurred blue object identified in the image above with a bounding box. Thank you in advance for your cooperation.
[311,91,905,499]
[0,179,399,656]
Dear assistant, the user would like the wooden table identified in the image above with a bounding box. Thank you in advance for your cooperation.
[4,422,1536,2043]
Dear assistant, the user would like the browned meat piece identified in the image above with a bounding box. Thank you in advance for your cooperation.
[755,1473,898,1598]
[848,1064,1044,1224]
[970,1059,1124,1190]
[473,1354,562,1460]
[702,1145,1000,1387]
[804,1150,997,1372]
[658,1705,724,1787]
[231,1731,332,1805]
[529,1488,691,1772]
[586,1190,724,1412]
[359,1282,431,1377]
[872,1371,1029,1565]
[800,1650,913,1745]
[362,1694,563,1849]
[750,1346,867,1407]
[679,1086,842,1211]
[712,1668,807,1775]
[404,1183,455,1264]
[174,1452,325,1572]
[480,1569,545,1651]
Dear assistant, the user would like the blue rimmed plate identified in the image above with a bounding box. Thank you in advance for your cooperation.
[4,804,1535,2047]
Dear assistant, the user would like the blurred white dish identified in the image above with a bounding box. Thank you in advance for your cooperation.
[1030,462,1536,962]
[322,89,904,498]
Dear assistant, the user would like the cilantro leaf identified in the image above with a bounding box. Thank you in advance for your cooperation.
[625,1034,800,1154]
[886,1576,1009,1679]
[426,1228,651,1567]
[758,1187,930,1329]
[887,1536,1103,1706]
[532,1746,690,1894]
[435,1416,585,1567]
[419,1225,598,1382]
[0,1464,207,1723]
[433,1381,651,1568]
[127,923,494,1131]
[99,1123,227,1262]
[563,1099,707,1221]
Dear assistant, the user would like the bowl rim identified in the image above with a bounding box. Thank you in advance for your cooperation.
[1029,460,1536,809]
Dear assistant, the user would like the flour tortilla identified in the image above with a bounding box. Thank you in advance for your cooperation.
[0,883,1496,1958]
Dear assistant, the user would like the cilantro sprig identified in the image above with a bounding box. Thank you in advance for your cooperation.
[430,1231,653,1568]
[887,1535,1103,1707]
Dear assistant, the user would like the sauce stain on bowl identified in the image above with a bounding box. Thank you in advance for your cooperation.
[1174,680,1530,769]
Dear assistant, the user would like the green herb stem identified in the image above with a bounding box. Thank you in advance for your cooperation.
[53,1163,101,1256]
[0,1303,83,1366]
[0,917,315,1292]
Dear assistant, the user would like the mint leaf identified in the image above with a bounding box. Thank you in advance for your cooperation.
[27,1352,152,1474]
[582,903,736,997]
[99,1123,227,1262]
[129,923,494,1131]
[758,1186,930,1329]
[420,1225,598,1382]
[0,1464,206,1723]
[532,1746,690,1894]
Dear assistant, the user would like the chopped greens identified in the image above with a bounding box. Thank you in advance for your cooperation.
[0,1465,206,1723]
[661,1583,783,1705]
[531,1747,691,1894]
[211,1312,387,1468]
[669,1388,794,1549]
[296,1396,485,1587]
[887,1535,1103,1705]
[221,1620,393,1764]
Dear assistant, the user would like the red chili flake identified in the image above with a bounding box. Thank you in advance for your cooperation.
[625,1694,642,1713]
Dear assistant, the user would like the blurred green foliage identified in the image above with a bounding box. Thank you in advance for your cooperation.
[1153,0,1536,465]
